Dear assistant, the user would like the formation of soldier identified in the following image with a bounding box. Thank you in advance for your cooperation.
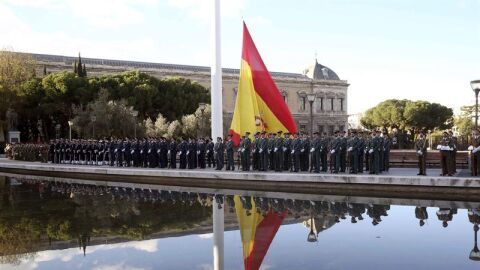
[48,130,393,175]
[415,130,460,177]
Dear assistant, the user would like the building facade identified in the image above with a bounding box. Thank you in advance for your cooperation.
[32,53,349,135]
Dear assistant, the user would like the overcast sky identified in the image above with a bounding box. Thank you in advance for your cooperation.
[1,0,479,114]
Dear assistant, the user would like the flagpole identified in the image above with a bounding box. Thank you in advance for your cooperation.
[211,0,224,269]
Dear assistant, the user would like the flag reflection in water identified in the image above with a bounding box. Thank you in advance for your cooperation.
[234,196,287,270]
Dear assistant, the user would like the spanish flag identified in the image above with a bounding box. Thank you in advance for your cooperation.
[229,22,297,145]
[234,196,287,270]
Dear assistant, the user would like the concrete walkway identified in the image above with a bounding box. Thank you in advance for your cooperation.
[0,159,479,200]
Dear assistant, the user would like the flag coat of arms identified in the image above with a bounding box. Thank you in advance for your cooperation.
[229,22,297,145]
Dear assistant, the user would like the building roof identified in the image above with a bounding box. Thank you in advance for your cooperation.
[303,59,340,80]
[29,53,308,79]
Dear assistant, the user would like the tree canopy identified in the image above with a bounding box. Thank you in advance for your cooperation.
[361,99,453,131]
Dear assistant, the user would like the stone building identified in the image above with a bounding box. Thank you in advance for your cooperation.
[32,53,349,135]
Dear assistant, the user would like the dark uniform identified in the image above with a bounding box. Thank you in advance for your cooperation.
[179,139,188,169]
[226,136,235,171]
[283,134,292,171]
[438,132,454,176]
[259,133,269,171]
[347,133,360,174]
[252,133,260,170]
[415,134,428,176]
[274,132,284,172]
[301,134,310,172]
[415,207,428,227]
[268,134,276,170]
[292,134,302,172]
[169,139,177,169]
[206,139,215,168]
[214,137,224,170]
[311,133,322,173]
[339,132,347,172]
[240,133,251,171]
[330,132,340,173]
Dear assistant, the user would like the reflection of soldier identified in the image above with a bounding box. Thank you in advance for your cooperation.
[436,208,457,228]
[214,137,224,170]
[415,207,428,226]
[225,135,235,171]
[367,204,390,226]
[348,203,366,223]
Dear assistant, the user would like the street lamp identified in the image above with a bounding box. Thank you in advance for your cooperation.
[470,224,480,261]
[198,103,206,137]
[68,120,73,140]
[307,93,316,137]
[471,80,480,129]
[131,110,139,139]
[91,115,96,138]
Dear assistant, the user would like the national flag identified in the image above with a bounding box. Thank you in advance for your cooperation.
[229,22,297,145]
[234,196,287,270]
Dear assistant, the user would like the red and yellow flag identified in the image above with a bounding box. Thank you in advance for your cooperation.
[234,196,287,270]
[229,22,297,145]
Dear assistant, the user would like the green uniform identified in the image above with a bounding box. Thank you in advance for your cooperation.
[283,136,292,171]
[226,140,235,171]
[340,136,347,172]
[369,136,380,174]
[438,136,454,176]
[415,137,427,175]
[347,136,360,174]
[274,136,284,171]
[330,136,341,173]
[240,137,251,171]
[292,137,302,172]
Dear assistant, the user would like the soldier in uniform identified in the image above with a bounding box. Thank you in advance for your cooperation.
[320,133,329,172]
[383,132,392,172]
[357,133,365,173]
[339,131,347,173]
[347,131,359,174]
[178,138,188,169]
[311,132,321,173]
[330,131,340,173]
[449,131,458,174]
[377,131,385,173]
[169,138,177,169]
[251,133,260,171]
[415,206,428,227]
[438,131,454,176]
[283,133,292,171]
[241,132,251,171]
[291,133,302,172]
[225,134,235,171]
[187,138,196,169]
[415,132,428,176]
[206,138,215,168]
[259,132,268,171]
[268,133,276,170]
[369,131,380,175]
[470,129,480,176]
[214,137,224,170]
[301,133,310,172]
[274,131,284,172]
[197,138,206,169]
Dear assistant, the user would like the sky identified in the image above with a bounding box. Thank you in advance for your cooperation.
[0,0,479,114]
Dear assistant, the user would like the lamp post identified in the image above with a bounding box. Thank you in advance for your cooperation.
[470,224,480,261]
[307,93,316,137]
[68,120,73,140]
[91,115,96,138]
[199,103,206,137]
[471,80,480,129]
[131,110,139,139]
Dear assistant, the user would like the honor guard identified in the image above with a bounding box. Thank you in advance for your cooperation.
[169,139,177,169]
[214,137,224,170]
[437,131,454,176]
[291,133,302,172]
[178,138,188,169]
[283,133,292,171]
[225,134,235,171]
[252,132,260,170]
[268,133,276,170]
[300,133,310,172]
[347,131,360,174]
[415,132,428,176]
[274,131,284,172]
[240,132,251,171]
[258,132,269,171]
[311,132,322,173]
[330,131,341,173]
[339,131,347,172]
[206,138,215,168]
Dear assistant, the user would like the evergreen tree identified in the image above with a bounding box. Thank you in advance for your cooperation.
[83,64,87,77]
[43,65,47,76]
[74,61,77,74]
[77,53,84,77]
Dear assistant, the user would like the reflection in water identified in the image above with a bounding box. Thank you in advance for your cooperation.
[0,176,480,269]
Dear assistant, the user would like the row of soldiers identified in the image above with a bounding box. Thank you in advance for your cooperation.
[48,130,392,174]
[237,130,392,174]
[49,137,228,170]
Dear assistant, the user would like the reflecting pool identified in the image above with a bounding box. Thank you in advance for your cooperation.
[0,174,479,270]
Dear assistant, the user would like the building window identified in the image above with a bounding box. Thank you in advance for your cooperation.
[339,125,345,132]
[330,98,334,111]
[340,98,344,111]
[300,97,306,111]
[320,97,324,111]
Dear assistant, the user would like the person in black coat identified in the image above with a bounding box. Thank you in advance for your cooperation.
[214,137,224,170]
[159,137,168,168]
[169,139,177,169]
[187,138,197,169]
[197,138,206,169]
[179,138,188,169]
[206,138,215,168]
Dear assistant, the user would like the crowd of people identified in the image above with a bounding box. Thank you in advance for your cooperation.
[47,130,395,175]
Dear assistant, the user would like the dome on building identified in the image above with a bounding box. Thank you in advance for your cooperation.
[303,59,340,80]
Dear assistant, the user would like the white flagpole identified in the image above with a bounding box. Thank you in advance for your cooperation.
[211,0,224,270]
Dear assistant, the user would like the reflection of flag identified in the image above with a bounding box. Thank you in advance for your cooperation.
[234,196,287,270]
[229,22,297,145]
